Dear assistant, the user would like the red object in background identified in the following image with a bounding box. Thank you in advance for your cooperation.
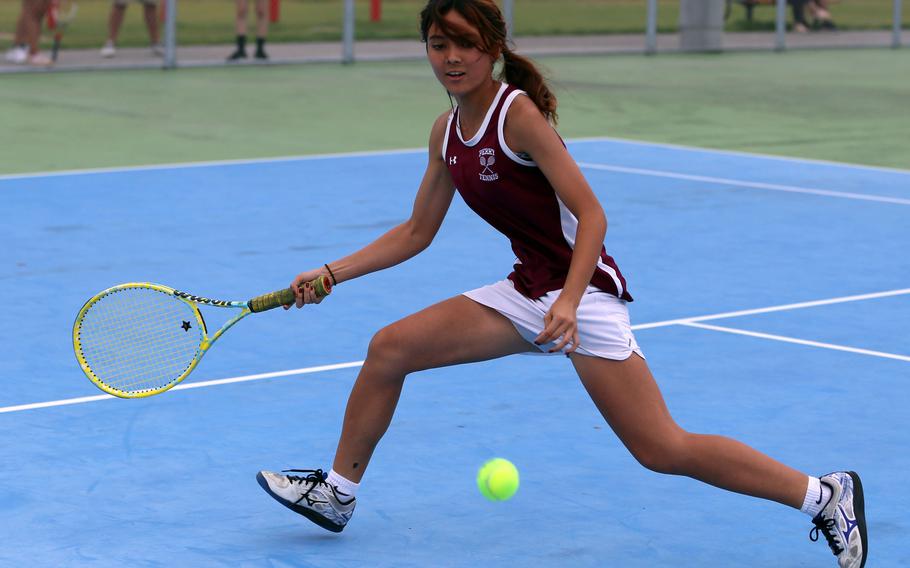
[270,0,280,23]
[46,0,59,29]
[371,0,381,22]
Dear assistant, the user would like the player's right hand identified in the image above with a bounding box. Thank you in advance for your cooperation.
[286,268,327,309]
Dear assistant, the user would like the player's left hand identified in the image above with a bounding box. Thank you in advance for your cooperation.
[535,296,580,354]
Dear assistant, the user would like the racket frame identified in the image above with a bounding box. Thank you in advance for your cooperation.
[73,282,251,399]
[73,276,330,398]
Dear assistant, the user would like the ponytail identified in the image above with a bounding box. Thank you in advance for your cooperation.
[500,47,558,125]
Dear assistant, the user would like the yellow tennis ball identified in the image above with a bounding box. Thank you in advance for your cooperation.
[477,458,519,501]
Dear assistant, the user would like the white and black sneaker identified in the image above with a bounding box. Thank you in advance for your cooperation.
[256,468,356,533]
[810,471,867,568]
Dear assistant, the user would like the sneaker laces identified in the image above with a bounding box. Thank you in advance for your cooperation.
[283,468,355,506]
[281,468,332,505]
[809,514,844,556]
[283,468,329,487]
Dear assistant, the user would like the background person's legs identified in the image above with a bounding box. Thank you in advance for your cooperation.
[4,0,30,63]
[101,2,127,57]
[142,2,161,52]
[253,0,268,59]
[227,0,249,60]
[789,0,811,32]
[23,0,53,64]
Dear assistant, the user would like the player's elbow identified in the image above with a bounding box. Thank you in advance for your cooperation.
[580,205,607,237]
[403,219,435,253]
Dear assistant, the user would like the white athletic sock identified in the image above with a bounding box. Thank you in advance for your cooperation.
[326,469,360,498]
[800,476,831,518]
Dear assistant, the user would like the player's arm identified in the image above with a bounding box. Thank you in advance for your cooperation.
[504,96,607,308]
[291,112,456,305]
[503,96,606,351]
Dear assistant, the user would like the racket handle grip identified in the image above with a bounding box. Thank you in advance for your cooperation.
[248,275,332,313]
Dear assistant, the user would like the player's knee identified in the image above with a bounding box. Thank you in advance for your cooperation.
[629,431,689,475]
[366,325,412,373]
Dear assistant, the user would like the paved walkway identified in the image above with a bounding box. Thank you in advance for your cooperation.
[1,30,902,74]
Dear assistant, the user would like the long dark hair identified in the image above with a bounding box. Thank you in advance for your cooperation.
[419,0,558,125]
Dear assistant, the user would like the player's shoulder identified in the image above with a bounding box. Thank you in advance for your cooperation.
[429,109,454,148]
[431,109,453,133]
[504,92,545,124]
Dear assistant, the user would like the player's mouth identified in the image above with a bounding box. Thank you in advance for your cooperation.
[445,70,466,81]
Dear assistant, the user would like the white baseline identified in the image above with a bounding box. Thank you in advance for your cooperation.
[2,136,908,182]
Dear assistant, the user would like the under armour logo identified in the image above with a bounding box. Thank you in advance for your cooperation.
[449,156,457,165]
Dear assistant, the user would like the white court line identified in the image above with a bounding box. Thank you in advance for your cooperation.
[2,288,908,415]
[0,148,424,182]
[577,162,910,206]
[0,361,364,415]
[2,135,908,182]
[571,136,910,176]
[632,288,910,330]
[681,322,910,363]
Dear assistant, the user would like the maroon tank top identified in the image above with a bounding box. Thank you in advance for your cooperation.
[444,83,632,301]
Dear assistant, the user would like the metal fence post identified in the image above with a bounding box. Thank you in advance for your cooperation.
[894,0,904,48]
[775,0,786,51]
[163,0,177,69]
[343,0,355,64]
[645,0,658,54]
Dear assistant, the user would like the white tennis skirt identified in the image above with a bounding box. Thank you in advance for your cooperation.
[462,279,643,361]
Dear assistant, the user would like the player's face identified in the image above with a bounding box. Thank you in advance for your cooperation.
[426,11,497,97]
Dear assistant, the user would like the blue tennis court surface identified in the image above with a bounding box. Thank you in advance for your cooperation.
[1,139,907,567]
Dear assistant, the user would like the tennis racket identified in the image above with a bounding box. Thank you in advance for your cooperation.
[73,276,331,399]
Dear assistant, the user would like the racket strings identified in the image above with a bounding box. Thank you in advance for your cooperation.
[76,287,202,394]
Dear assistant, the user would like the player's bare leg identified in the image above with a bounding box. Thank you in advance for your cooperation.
[257,295,533,530]
[332,295,535,482]
[571,352,807,507]
[571,352,867,566]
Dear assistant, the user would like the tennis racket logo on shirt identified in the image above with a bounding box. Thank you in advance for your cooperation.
[478,148,499,182]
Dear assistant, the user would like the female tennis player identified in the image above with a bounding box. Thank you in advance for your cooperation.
[256,1,866,565]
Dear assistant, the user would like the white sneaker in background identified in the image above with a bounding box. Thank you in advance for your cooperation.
[27,52,53,67]
[100,40,116,58]
[151,43,164,57]
[5,45,28,64]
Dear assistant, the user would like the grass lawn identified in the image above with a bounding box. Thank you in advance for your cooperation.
[0,0,906,49]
